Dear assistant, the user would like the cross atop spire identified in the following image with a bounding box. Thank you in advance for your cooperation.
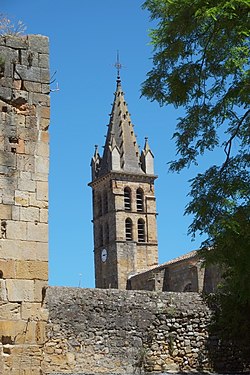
[114,51,122,83]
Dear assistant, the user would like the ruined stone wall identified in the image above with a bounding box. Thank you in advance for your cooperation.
[0,34,49,375]
[43,287,248,374]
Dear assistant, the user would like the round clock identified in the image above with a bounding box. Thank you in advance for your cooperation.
[101,248,108,263]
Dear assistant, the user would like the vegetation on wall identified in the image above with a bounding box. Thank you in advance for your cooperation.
[0,14,26,36]
[142,0,250,358]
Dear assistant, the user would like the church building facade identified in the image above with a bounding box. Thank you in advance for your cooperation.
[89,74,221,293]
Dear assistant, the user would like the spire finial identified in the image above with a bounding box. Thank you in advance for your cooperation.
[114,50,122,83]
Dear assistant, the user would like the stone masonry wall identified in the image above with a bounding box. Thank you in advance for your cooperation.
[43,287,248,374]
[0,34,50,375]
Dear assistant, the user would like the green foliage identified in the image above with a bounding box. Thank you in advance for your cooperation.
[142,0,250,170]
[142,0,250,354]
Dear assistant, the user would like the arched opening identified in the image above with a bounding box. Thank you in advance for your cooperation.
[99,225,103,246]
[103,190,108,214]
[125,218,133,241]
[136,188,144,212]
[138,218,145,242]
[124,187,131,211]
[105,222,109,244]
[97,193,102,217]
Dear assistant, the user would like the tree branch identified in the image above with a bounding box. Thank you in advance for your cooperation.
[221,109,250,171]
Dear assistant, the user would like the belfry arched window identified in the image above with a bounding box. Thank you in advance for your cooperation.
[99,224,103,246]
[97,193,102,217]
[138,219,145,242]
[105,222,109,244]
[125,218,133,241]
[103,190,108,214]
[124,187,131,211]
[136,188,144,212]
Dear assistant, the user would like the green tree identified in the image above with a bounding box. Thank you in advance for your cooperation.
[142,0,250,356]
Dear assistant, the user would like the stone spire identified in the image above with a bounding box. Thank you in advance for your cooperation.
[97,77,144,177]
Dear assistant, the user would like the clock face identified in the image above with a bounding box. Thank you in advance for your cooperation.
[101,248,108,263]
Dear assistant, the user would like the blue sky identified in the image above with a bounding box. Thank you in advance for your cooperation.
[1,1,220,287]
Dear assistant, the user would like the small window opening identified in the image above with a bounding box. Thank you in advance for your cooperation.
[125,218,133,241]
[136,189,144,212]
[124,188,131,211]
[138,219,145,242]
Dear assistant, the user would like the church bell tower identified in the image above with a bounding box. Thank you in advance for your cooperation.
[89,72,159,289]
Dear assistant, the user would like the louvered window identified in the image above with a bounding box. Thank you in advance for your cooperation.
[138,219,145,242]
[125,218,133,241]
[136,188,144,212]
[124,187,131,211]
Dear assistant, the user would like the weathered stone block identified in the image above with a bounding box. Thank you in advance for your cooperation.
[0,259,15,278]
[0,86,12,100]
[38,53,49,69]
[20,207,39,222]
[14,190,29,206]
[40,68,50,83]
[35,156,49,174]
[0,239,48,261]
[36,141,49,157]
[18,178,36,192]
[0,204,12,219]
[0,302,21,320]
[6,220,27,240]
[21,302,48,321]
[4,35,27,49]
[6,279,34,302]
[27,222,48,242]
[40,208,48,223]
[0,279,7,301]
[0,150,16,167]
[23,81,41,93]
[28,35,49,54]
[15,260,48,280]
[32,93,50,106]
[36,181,48,201]
[40,130,49,143]
[15,64,41,83]
[11,206,20,220]
[16,154,35,172]
[29,192,48,209]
